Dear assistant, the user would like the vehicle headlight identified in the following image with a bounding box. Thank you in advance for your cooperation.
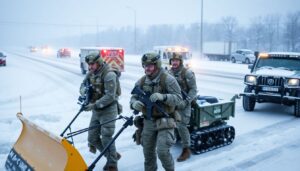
[245,75,257,85]
[287,78,299,86]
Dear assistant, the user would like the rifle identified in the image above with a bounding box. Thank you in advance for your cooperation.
[60,79,92,137]
[181,90,189,101]
[78,79,93,107]
[131,86,169,119]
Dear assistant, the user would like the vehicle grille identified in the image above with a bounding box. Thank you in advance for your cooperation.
[258,76,284,86]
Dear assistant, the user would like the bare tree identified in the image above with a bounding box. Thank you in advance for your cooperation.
[248,17,265,51]
[284,11,300,51]
[222,16,238,54]
[263,14,281,51]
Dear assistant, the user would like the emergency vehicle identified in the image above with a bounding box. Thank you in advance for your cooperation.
[153,45,192,69]
[57,48,71,58]
[79,47,125,74]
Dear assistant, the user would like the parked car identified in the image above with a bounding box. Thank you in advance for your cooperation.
[57,48,71,58]
[240,52,300,117]
[0,52,7,66]
[230,49,255,64]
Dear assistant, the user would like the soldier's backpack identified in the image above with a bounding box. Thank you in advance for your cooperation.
[101,67,122,114]
[102,67,122,96]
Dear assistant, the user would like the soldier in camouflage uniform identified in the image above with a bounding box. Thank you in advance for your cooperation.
[80,53,121,171]
[130,52,182,171]
[168,52,197,162]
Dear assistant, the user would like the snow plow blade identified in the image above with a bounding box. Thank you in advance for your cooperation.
[5,113,88,171]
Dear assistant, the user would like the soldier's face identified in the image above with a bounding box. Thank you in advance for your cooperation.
[88,63,100,72]
[144,64,157,76]
[171,59,181,69]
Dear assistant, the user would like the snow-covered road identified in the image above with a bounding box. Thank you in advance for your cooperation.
[0,49,299,171]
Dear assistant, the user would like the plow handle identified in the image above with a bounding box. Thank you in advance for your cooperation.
[65,116,123,139]
[60,106,84,137]
[87,115,134,171]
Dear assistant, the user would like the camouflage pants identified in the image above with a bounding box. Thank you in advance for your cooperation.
[88,109,118,167]
[177,114,191,148]
[142,119,176,171]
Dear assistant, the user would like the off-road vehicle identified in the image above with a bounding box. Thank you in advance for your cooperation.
[241,52,300,117]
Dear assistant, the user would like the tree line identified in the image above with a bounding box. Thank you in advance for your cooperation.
[77,11,299,54]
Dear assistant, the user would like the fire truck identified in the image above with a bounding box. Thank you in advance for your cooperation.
[153,45,192,69]
[79,47,125,74]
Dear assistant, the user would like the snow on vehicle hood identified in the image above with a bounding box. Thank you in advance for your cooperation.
[254,68,300,77]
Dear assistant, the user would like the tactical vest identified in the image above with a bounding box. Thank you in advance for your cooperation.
[89,66,121,103]
[170,67,193,101]
[174,67,189,92]
[139,72,176,119]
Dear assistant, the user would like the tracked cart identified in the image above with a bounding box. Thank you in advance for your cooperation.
[186,95,238,154]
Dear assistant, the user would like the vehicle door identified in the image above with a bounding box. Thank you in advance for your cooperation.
[235,50,243,61]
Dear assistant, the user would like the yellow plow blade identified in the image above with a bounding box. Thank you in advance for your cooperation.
[5,113,87,171]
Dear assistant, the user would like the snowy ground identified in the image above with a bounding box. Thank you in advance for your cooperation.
[0,48,300,171]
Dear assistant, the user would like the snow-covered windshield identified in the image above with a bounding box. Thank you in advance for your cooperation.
[255,57,300,71]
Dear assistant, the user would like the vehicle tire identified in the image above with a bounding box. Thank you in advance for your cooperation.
[295,100,300,117]
[245,58,250,64]
[231,57,236,63]
[243,86,256,111]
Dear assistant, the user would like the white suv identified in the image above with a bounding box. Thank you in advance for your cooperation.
[230,49,255,64]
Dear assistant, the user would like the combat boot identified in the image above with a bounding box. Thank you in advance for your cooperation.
[107,165,118,171]
[116,152,121,160]
[89,145,97,154]
[103,152,121,171]
[177,147,191,162]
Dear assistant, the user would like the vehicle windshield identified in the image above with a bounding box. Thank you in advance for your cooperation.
[167,52,190,59]
[255,57,300,71]
[243,51,253,55]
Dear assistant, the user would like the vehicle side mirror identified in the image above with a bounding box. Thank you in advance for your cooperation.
[79,54,81,57]
[248,64,253,69]
[254,51,259,58]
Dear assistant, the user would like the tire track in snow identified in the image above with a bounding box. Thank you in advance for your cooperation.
[175,118,300,171]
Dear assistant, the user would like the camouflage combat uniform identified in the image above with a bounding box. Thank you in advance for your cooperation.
[169,66,197,148]
[80,62,119,169]
[168,53,197,162]
[131,67,182,171]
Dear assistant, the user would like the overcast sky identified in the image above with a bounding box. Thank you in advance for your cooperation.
[0,0,299,45]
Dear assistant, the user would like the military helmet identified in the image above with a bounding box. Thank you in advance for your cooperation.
[141,52,161,68]
[85,52,104,65]
[169,52,183,65]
